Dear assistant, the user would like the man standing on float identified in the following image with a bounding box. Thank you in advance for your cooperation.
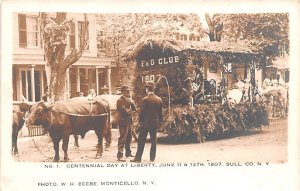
[131,81,163,163]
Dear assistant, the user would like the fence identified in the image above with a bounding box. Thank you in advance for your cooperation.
[13,101,48,137]
[27,125,48,137]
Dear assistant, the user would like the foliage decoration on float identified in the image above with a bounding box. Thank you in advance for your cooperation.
[159,101,269,143]
[123,39,268,142]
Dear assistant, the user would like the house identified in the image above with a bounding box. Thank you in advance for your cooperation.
[266,43,289,87]
[12,12,116,102]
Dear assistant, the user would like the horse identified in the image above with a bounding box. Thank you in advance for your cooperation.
[262,86,288,117]
[12,102,31,156]
[26,99,110,162]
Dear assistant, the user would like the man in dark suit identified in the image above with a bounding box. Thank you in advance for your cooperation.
[116,85,136,161]
[131,81,163,163]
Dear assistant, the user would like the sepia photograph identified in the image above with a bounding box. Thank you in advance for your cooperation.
[1,0,300,191]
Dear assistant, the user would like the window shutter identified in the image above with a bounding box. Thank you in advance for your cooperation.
[86,22,89,50]
[78,21,83,48]
[18,14,27,47]
[78,21,89,50]
[69,22,75,49]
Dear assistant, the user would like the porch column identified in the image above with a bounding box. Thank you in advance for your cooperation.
[76,67,80,92]
[41,71,44,95]
[30,65,35,102]
[18,69,22,101]
[107,66,112,94]
[254,61,263,89]
[25,70,29,100]
[85,68,89,89]
[65,67,70,99]
[96,67,99,95]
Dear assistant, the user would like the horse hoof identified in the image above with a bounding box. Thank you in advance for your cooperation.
[53,158,60,162]
[105,147,110,151]
[95,154,102,159]
[12,151,19,156]
[64,158,69,162]
[12,152,19,157]
[73,146,79,151]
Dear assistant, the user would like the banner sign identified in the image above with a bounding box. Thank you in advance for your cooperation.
[133,44,189,106]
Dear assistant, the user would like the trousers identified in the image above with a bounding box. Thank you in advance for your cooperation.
[117,123,132,158]
[135,127,157,161]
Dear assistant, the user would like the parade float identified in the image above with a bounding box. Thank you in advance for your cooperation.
[123,39,269,142]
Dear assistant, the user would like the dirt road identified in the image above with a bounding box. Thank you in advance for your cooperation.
[14,118,287,164]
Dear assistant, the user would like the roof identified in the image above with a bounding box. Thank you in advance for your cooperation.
[122,39,262,61]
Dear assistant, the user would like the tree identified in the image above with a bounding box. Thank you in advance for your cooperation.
[206,13,289,57]
[40,12,89,101]
[205,14,223,42]
[96,13,205,85]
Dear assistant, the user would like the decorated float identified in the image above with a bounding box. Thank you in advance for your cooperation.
[122,39,269,142]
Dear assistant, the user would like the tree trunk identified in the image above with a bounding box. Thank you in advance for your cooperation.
[49,71,67,101]
[205,14,223,42]
[205,14,215,42]
[41,12,89,102]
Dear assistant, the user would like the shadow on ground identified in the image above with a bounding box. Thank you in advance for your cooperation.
[157,127,269,145]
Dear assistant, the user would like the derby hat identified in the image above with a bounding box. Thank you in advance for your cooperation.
[145,81,155,89]
[102,86,109,90]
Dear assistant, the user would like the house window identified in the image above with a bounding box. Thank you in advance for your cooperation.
[181,34,188,41]
[18,14,39,47]
[68,21,75,49]
[183,34,187,41]
[180,35,184,40]
[78,21,89,50]
[189,34,194,41]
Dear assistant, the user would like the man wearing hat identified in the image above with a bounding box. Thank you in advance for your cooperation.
[131,81,163,163]
[116,85,136,161]
[101,85,109,95]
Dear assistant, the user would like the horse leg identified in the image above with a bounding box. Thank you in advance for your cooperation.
[53,139,60,162]
[73,135,79,150]
[94,127,103,159]
[70,116,79,150]
[62,135,70,162]
[283,98,288,117]
[285,100,288,117]
[104,121,111,150]
[50,134,60,162]
[278,97,286,118]
[12,125,18,156]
